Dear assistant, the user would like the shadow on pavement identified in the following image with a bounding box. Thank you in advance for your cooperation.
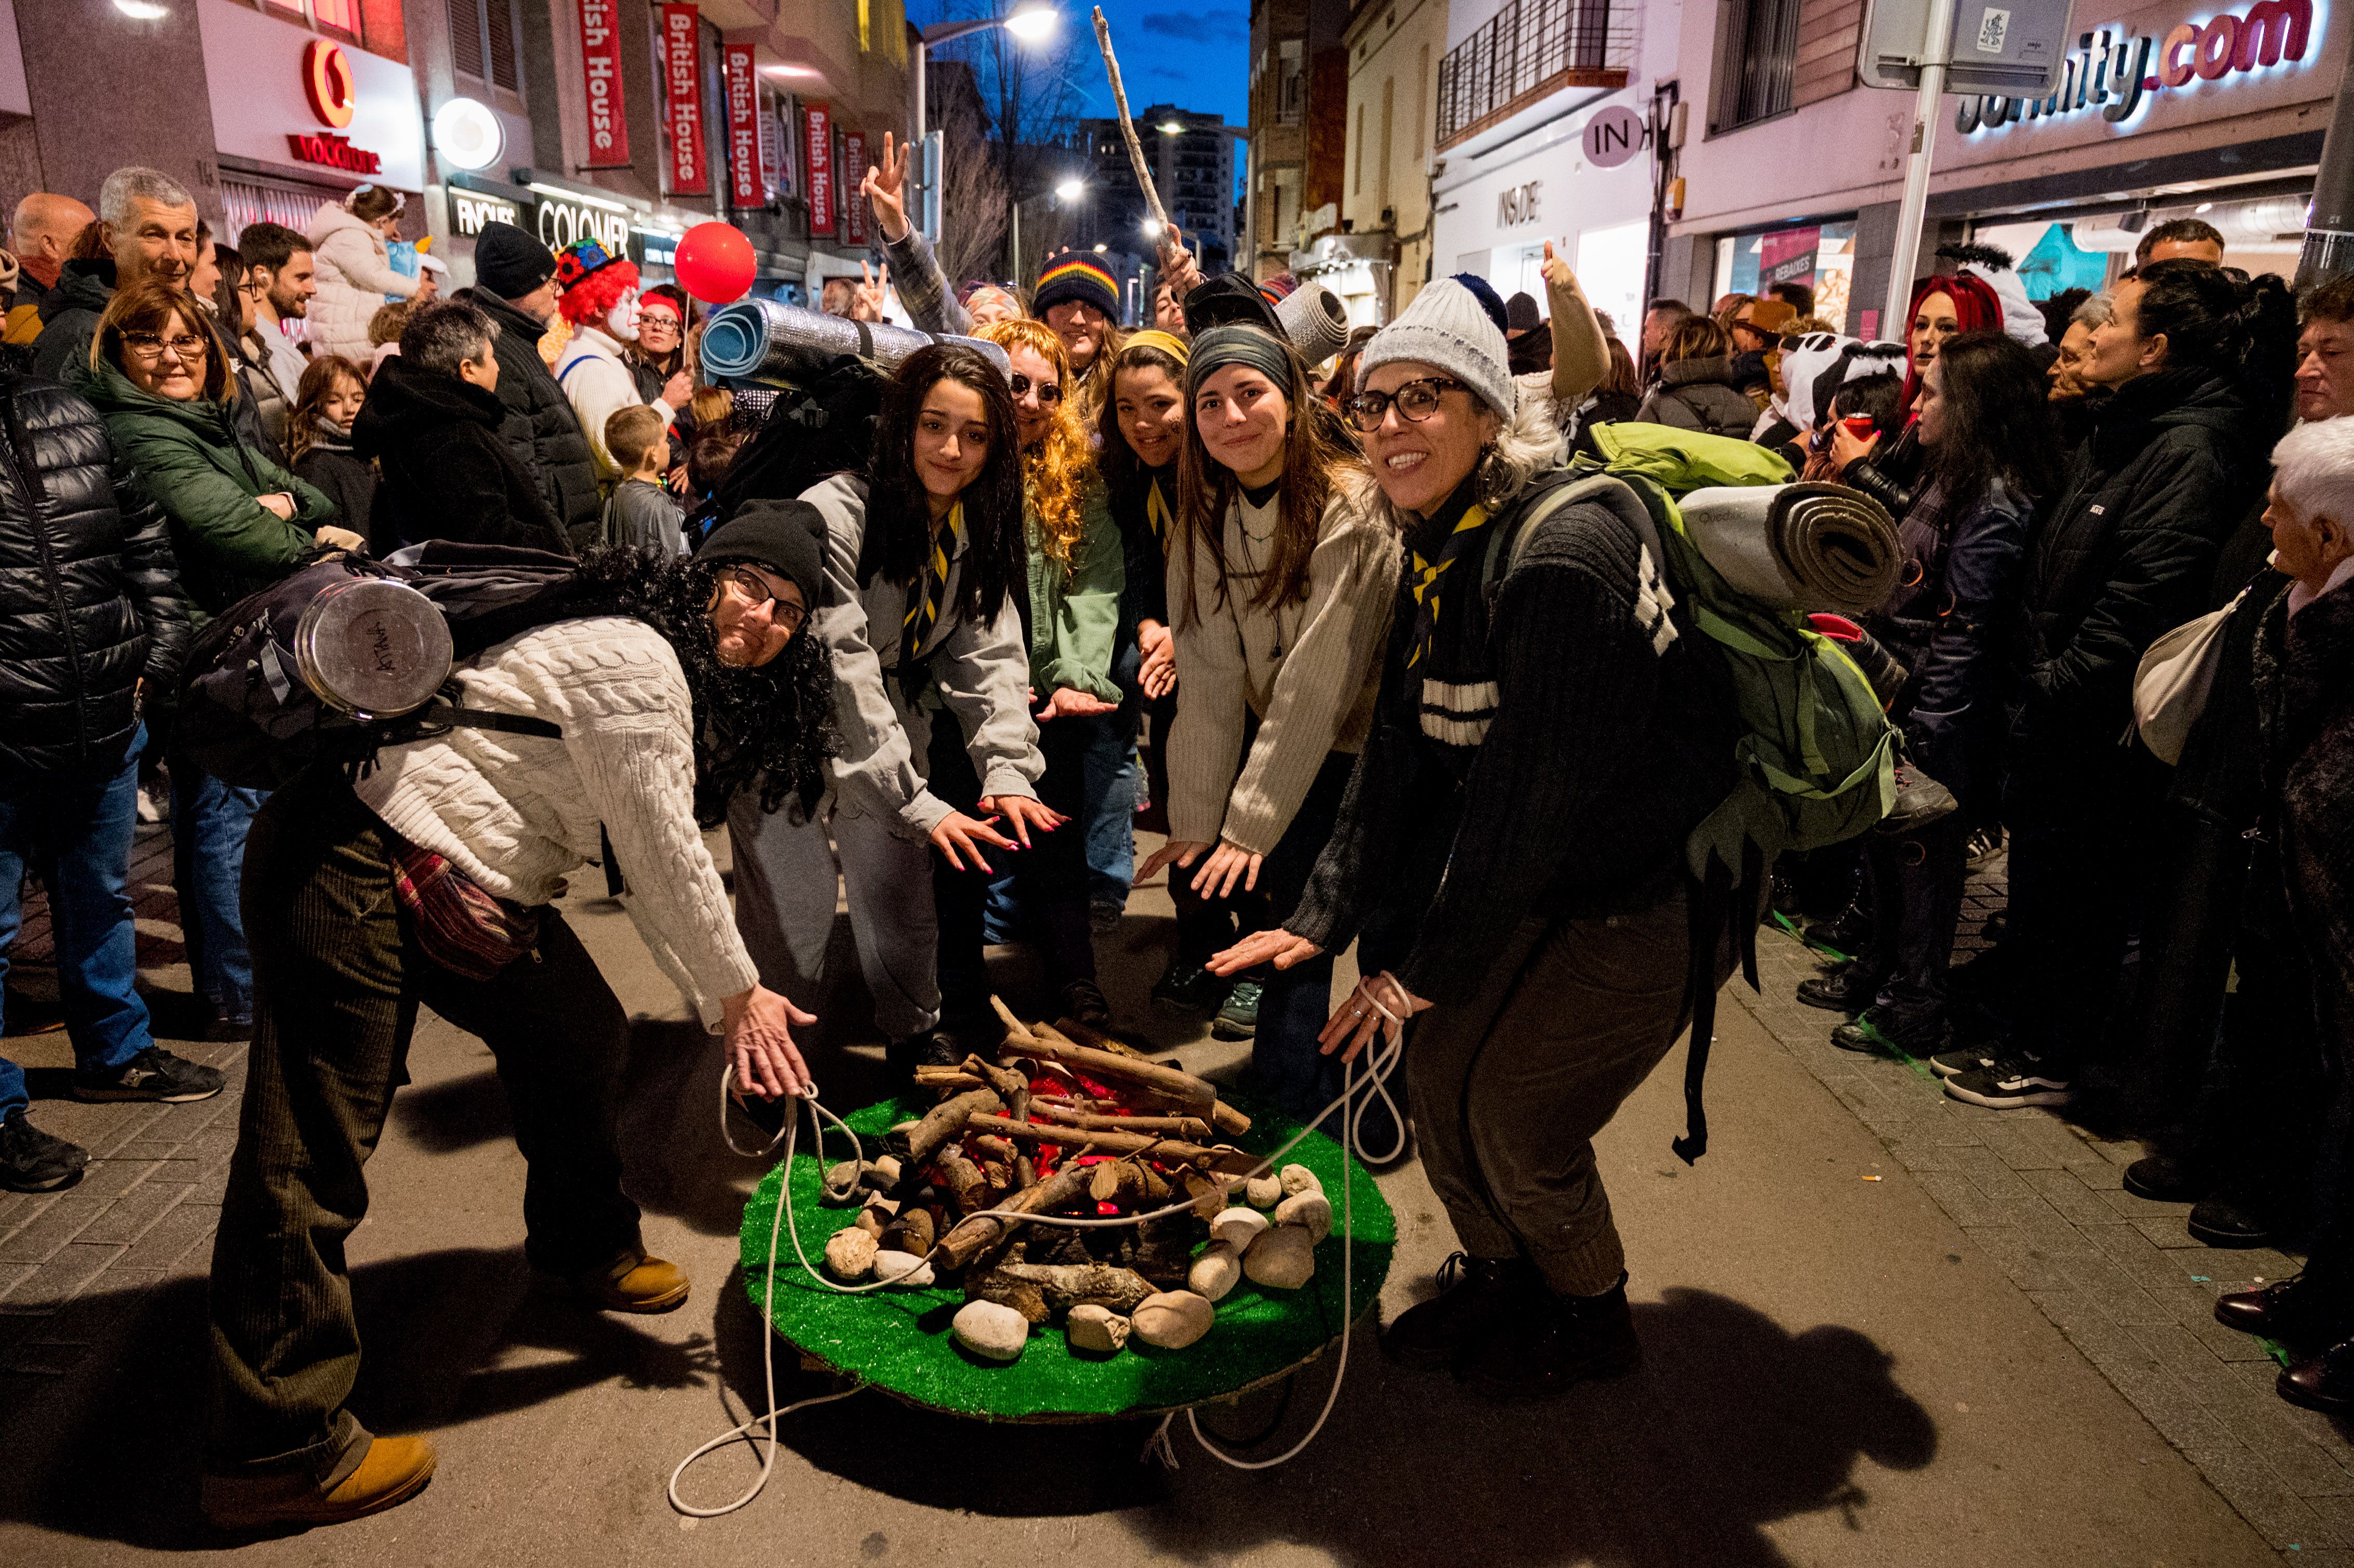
[0,1246,711,1552]
[704,1272,1937,1563]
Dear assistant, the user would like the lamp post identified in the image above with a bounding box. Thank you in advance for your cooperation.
[1009,175,1087,292]
[914,3,1058,140]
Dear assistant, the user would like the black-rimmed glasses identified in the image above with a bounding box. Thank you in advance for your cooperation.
[718,566,808,633]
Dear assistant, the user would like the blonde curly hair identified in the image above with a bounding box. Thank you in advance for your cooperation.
[975,317,1095,571]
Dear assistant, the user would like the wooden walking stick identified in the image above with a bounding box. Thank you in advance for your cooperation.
[1091,6,1193,284]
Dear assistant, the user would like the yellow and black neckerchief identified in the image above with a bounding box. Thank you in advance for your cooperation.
[1406,503,1489,670]
[903,501,965,652]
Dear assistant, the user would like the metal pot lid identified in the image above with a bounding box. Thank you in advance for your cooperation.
[292,577,454,718]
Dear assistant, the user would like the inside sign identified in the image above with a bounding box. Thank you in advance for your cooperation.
[1581,105,1647,168]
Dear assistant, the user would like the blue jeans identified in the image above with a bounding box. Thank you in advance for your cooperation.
[0,731,154,1118]
[1082,643,1144,912]
[171,759,265,1025]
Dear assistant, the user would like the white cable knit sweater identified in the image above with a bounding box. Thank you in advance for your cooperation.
[352,616,758,1028]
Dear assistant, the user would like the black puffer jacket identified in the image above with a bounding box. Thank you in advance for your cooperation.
[2009,365,2258,778]
[352,354,570,554]
[452,287,601,543]
[0,368,192,778]
[29,259,114,387]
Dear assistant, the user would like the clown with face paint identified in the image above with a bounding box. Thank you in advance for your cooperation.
[551,239,694,542]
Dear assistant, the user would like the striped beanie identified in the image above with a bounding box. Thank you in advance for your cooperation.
[1035,253,1120,320]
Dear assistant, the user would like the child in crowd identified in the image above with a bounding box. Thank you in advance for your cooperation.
[366,300,411,378]
[286,354,380,553]
[601,403,686,554]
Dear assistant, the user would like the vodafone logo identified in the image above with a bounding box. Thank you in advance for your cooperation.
[303,39,357,129]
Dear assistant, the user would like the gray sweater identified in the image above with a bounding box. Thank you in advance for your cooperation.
[800,473,1044,839]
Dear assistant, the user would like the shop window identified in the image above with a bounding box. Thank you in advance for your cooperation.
[1711,0,1802,131]
[251,0,359,43]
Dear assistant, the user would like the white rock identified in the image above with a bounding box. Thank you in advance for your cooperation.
[1244,1225,1316,1289]
[952,1299,1029,1361]
[1066,1304,1130,1354]
[1130,1290,1215,1349]
[823,1227,878,1282]
[1187,1242,1243,1302]
[1210,1206,1270,1252]
[1275,1190,1333,1244]
[1244,1174,1284,1209]
[1279,1164,1323,1197]
[870,1249,935,1288]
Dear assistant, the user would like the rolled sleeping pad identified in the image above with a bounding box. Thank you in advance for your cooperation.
[698,297,1012,386]
[1677,481,1899,618]
[1276,284,1350,367]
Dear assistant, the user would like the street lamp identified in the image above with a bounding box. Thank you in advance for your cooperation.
[914,4,1058,140]
[1055,176,1087,202]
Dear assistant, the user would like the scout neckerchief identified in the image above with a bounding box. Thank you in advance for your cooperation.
[1145,473,1172,541]
[904,501,964,654]
[1406,497,1489,670]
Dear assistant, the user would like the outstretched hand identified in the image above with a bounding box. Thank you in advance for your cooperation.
[863,133,913,244]
[1209,928,1322,977]
[854,259,890,322]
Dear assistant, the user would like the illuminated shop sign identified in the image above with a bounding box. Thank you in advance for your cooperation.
[1957,0,2317,131]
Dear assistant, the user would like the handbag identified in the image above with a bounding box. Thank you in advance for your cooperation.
[2130,587,2247,765]
[388,837,540,981]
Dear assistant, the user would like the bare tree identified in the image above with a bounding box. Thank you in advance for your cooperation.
[920,0,1090,279]
[935,82,1008,285]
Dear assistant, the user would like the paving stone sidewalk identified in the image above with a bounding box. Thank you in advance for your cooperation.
[1732,860,2354,1564]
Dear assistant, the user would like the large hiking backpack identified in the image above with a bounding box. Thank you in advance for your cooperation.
[1476,423,1898,1161]
[712,355,886,519]
[176,542,606,790]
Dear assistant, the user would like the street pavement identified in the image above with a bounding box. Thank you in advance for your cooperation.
[0,821,2319,1565]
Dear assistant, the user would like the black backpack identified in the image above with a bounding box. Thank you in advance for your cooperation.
[175,542,609,789]
[712,355,885,518]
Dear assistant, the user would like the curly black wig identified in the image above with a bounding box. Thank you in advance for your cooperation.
[574,547,836,827]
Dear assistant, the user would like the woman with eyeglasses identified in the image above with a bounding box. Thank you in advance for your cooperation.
[1212,282,1745,1399]
[910,317,1129,1030]
[726,344,1052,1081]
[1137,322,1395,1118]
[70,279,359,1044]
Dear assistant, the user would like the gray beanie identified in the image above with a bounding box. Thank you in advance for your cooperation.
[1357,278,1514,418]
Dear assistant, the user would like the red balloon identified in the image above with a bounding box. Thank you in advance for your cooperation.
[674,221,756,304]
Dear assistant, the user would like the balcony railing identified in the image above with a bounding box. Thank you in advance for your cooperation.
[1436,0,1633,149]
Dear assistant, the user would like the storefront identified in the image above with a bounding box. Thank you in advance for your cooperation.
[1672,0,2342,333]
[199,0,426,240]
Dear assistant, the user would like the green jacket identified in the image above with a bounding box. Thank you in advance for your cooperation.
[69,356,336,618]
[1027,474,1123,702]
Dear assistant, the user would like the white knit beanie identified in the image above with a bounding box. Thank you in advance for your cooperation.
[1357,279,1515,418]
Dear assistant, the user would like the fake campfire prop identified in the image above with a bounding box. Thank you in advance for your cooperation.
[815,999,1334,1365]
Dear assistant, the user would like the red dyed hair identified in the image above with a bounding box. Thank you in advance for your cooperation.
[1902,272,2004,410]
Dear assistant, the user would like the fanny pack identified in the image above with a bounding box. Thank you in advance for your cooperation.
[389,837,540,981]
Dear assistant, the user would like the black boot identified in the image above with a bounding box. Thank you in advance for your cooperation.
[1797,963,1882,1013]
[1379,1253,1541,1370]
[1831,1004,1953,1059]
[2123,1153,2208,1203]
[1458,1272,1642,1401]
[2187,1180,2297,1249]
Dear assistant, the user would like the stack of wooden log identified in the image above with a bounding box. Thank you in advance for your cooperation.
[817,1000,1325,1365]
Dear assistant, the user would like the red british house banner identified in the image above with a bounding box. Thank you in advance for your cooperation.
[660,3,709,197]
[804,102,834,237]
[574,0,629,167]
[723,42,762,208]
[843,129,867,245]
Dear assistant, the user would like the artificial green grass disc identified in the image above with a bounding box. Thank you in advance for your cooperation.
[739,1093,1395,1421]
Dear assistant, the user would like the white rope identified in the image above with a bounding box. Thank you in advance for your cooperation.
[671,1013,1409,1513]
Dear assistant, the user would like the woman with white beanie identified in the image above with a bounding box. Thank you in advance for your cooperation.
[1213,276,1744,1401]
[1137,318,1397,1124]
[304,186,431,363]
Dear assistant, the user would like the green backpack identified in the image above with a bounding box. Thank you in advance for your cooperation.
[1481,423,1897,1161]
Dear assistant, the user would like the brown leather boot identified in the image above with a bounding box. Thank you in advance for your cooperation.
[202,1435,437,1530]
[570,1251,691,1313]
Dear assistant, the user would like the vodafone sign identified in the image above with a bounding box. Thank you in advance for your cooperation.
[303,41,356,128]
[199,0,424,189]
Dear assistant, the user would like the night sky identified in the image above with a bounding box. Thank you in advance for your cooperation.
[916,0,1250,129]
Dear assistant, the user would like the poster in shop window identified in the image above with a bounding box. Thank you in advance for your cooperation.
[724,41,763,209]
[844,129,867,245]
[805,102,834,238]
[575,0,630,168]
[660,3,709,197]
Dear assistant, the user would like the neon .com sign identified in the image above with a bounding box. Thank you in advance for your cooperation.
[1958,0,2317,132]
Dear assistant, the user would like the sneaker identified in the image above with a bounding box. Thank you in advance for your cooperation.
[1796,964,1880,1013]
[1090,900,1125,935]
[1457,1272,1643,1400]
[1379,1252,1542,1369]
[202,1435,437,1530]
[1878,761,1958,836]
[1928,1043,1998,1079]
[71,1047,225,1104]
[1210,977,1262,1041]
[0,1108,88,1193]
[1058,978,1114,1033]
[1830,1007,1951,1059]
[1151,961,1232,1014]
[1965,826,2004,868]
[1942,1053,2074,1109]
[135,778,168,825]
